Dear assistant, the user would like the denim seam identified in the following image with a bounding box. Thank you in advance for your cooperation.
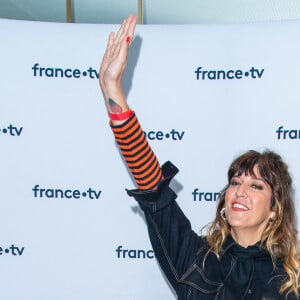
[180,263,223,294]
[149,214,180,282]
[224,257,237,281]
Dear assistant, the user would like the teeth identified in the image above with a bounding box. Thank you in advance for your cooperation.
[233,203,249,210]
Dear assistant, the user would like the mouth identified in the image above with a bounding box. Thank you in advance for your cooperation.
[232,202,249,212]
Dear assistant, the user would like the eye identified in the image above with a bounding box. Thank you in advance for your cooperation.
[251,184,263,190]
[230,179,240,186]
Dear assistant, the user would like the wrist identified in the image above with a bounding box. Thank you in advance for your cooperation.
[109,109,134,126]
[102,78,122,91]
[108,109,133,121]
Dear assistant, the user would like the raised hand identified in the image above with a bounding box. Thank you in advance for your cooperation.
[99,14,137,116]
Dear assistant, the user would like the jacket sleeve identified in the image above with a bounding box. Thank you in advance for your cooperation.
[127,161,205,293]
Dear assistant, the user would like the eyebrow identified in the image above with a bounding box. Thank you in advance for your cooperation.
[232,174,266,182]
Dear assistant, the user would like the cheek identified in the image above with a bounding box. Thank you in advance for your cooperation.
[224,188,234,202]
[252,196,272,214]
[224,193,233,210]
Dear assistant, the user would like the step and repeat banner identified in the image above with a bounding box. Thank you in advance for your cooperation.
[1,18,300,299]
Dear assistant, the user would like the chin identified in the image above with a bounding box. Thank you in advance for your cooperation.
[227,216,247,228]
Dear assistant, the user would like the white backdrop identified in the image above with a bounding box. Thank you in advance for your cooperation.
[1,18,300,300]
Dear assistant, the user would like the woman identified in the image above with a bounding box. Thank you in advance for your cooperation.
[99,14,300,299]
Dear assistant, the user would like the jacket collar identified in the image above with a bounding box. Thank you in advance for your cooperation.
[221,235,270,260]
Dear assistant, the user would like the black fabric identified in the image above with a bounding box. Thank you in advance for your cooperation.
[127,161,297,300]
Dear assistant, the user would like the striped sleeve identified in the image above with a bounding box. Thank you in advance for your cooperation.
[110,112,164,190]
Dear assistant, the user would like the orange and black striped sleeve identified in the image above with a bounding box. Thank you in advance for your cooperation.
[110,112,164,190]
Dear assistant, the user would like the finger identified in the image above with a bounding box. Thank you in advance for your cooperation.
[118,41,130,64]
[116,14,136,44]
[99,32,115,74]
[111,34,123,58]
[115,18,127,42]
[107,32,115,49]
[121,14,136,47]
[100,32,114,71]
[113,15,136,64]
[103,32,115,57]
[126,14,137,38]
[111,17,130,57]
[121,15,132,37]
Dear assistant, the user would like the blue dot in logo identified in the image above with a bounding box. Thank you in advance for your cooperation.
[82,192,87,197]
[2,128,7,134]
[83,72,87,76]
[245,72,249,77]
[5,249,9,253]
[165,133,170,138]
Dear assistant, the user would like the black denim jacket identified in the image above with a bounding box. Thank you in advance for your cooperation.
[127,161,297,300]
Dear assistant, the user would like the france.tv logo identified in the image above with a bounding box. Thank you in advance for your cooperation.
[32,63,99,79]
[0,124,23,136]
[276,126,300,140]
[0,244,25,256]
[115,245,154,259]
[143,129,185,141]
[32,185,102,199]
[194,66,264,80]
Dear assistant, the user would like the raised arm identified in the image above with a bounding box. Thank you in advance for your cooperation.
[99,17,205,296]
[99,15,163,190]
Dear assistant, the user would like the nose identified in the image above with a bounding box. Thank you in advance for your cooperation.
[236,184,247,197]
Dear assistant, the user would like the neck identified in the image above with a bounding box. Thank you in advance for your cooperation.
[230,228,261,248]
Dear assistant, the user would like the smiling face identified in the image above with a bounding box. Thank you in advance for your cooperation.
[224,165,275,246]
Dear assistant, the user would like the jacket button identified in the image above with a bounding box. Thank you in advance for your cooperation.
[248,289,252,294]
